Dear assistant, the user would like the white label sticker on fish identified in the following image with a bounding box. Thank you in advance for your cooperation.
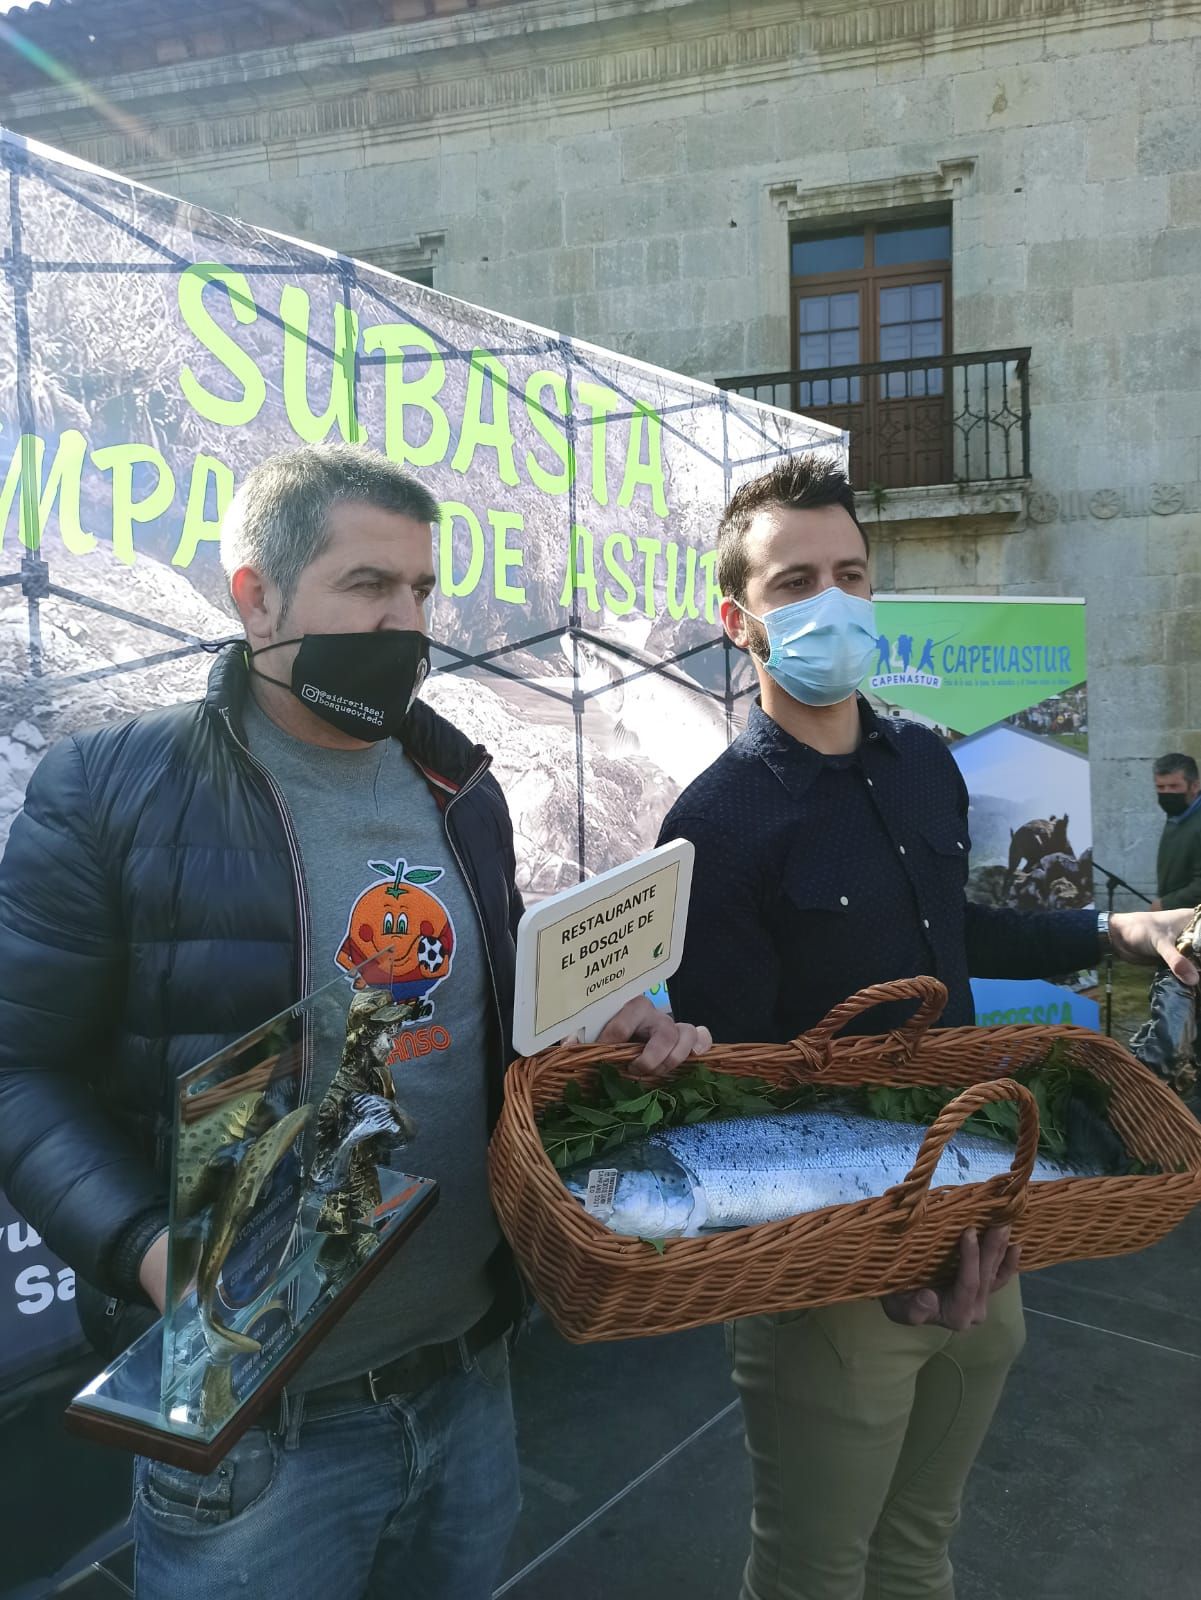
[584,1169,619,1218]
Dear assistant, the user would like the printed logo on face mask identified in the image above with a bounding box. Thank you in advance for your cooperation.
[252,630,429,742]
[300,685,385,726]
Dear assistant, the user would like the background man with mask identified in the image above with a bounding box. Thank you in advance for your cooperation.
[0,444,710,1600]
[1150,752,1201,912]
[657,453,1196,1600]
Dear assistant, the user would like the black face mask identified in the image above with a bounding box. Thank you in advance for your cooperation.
[252,630,430,742]
[1158,792,1192,818]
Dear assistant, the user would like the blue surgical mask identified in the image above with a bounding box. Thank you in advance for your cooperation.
[741,586,877,707]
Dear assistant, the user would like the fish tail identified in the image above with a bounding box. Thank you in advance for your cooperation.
[199,1300,261,1357]
[612,719,641,755]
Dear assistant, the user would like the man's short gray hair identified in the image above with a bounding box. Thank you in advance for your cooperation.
[221,444,440,610]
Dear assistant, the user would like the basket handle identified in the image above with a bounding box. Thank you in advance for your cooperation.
[796,977,948,1071]
[885,1077,1040,1225]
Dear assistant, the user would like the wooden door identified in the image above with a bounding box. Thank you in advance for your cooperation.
[790,220,953,489]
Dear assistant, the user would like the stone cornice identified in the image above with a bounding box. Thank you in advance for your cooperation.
[856,479,1027,531]
[0,0,712,111]
[4,0,1198,177]
[804,0,1201,62]
[352,231,447,275]
[807,0,1119,51]
[6,7,807,175]
[771,159,978,224]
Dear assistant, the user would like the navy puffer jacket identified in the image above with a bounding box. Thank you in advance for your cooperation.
[0,647,521,1305]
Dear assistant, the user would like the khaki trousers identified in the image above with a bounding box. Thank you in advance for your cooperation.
[729,1280,1026,1600]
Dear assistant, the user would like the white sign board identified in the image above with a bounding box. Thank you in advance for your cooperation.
[513,841,695,1057]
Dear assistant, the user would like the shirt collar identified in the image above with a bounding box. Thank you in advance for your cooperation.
[744,695,900,797]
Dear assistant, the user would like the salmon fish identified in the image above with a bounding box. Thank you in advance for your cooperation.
[561,1110,1100,1239]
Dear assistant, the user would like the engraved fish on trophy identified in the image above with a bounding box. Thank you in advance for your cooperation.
[195,1105,312,1357]
[176,1089,268,1222]
[306,989,416,1265]
[175,1035,294,1222]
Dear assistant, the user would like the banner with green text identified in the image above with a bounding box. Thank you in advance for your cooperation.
[0,131,839,1389]
[0,129,840,882]
[867,595,1097,1030]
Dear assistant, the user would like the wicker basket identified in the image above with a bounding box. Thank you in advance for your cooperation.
[488,977,1201,1341]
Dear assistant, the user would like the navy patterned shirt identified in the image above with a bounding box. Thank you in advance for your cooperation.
[659,699,1100,1045]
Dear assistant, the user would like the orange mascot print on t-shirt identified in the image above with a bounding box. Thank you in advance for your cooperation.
[336,859,456,1006]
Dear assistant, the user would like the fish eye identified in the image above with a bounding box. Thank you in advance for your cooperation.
[383,913,394,934]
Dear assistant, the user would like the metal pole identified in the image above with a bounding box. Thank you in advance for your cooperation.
[1104,870,1116,1039]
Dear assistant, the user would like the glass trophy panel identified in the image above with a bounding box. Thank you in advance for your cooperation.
[68,967,437,1465]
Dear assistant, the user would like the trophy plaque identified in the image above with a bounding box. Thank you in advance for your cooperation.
[66,969,438,1471]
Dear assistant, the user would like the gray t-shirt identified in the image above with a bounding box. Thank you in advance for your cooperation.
[243,697,501,1388]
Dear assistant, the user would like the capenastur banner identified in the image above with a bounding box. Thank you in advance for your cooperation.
[867,595,1097,1030]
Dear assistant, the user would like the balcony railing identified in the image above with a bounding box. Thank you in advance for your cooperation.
[717,348,1031,491]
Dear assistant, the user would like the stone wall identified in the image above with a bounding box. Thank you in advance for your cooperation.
[2,0,1199,894]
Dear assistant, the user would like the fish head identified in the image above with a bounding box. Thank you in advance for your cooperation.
[562,1144,707,1239]
[563,634,624,704]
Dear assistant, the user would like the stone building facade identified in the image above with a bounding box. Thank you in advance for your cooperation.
[0,0,1198,894]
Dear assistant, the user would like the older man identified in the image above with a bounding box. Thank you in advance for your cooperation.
[0,444,708,1600]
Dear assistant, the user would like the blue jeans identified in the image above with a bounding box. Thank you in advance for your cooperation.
[133,1337,521,1600]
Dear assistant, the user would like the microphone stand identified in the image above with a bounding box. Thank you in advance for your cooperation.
[1091,859,1153,1038]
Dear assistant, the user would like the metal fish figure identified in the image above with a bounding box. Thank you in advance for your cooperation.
[561,1111,1101,1239]
[306,989,416,1262]
[196,1105,311,1356]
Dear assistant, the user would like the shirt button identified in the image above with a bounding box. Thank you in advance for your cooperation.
[840,895,849,906]
[923,918,931,929]
[956,841,964,851]
[898,844,907,855]
[865,777,874,787]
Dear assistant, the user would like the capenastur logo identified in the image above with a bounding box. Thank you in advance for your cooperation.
[870,628,1073,689]
[870,630,942,690]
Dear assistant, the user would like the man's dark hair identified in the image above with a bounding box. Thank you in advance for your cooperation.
[1154,752,1199,782]
[716,453,867,603]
